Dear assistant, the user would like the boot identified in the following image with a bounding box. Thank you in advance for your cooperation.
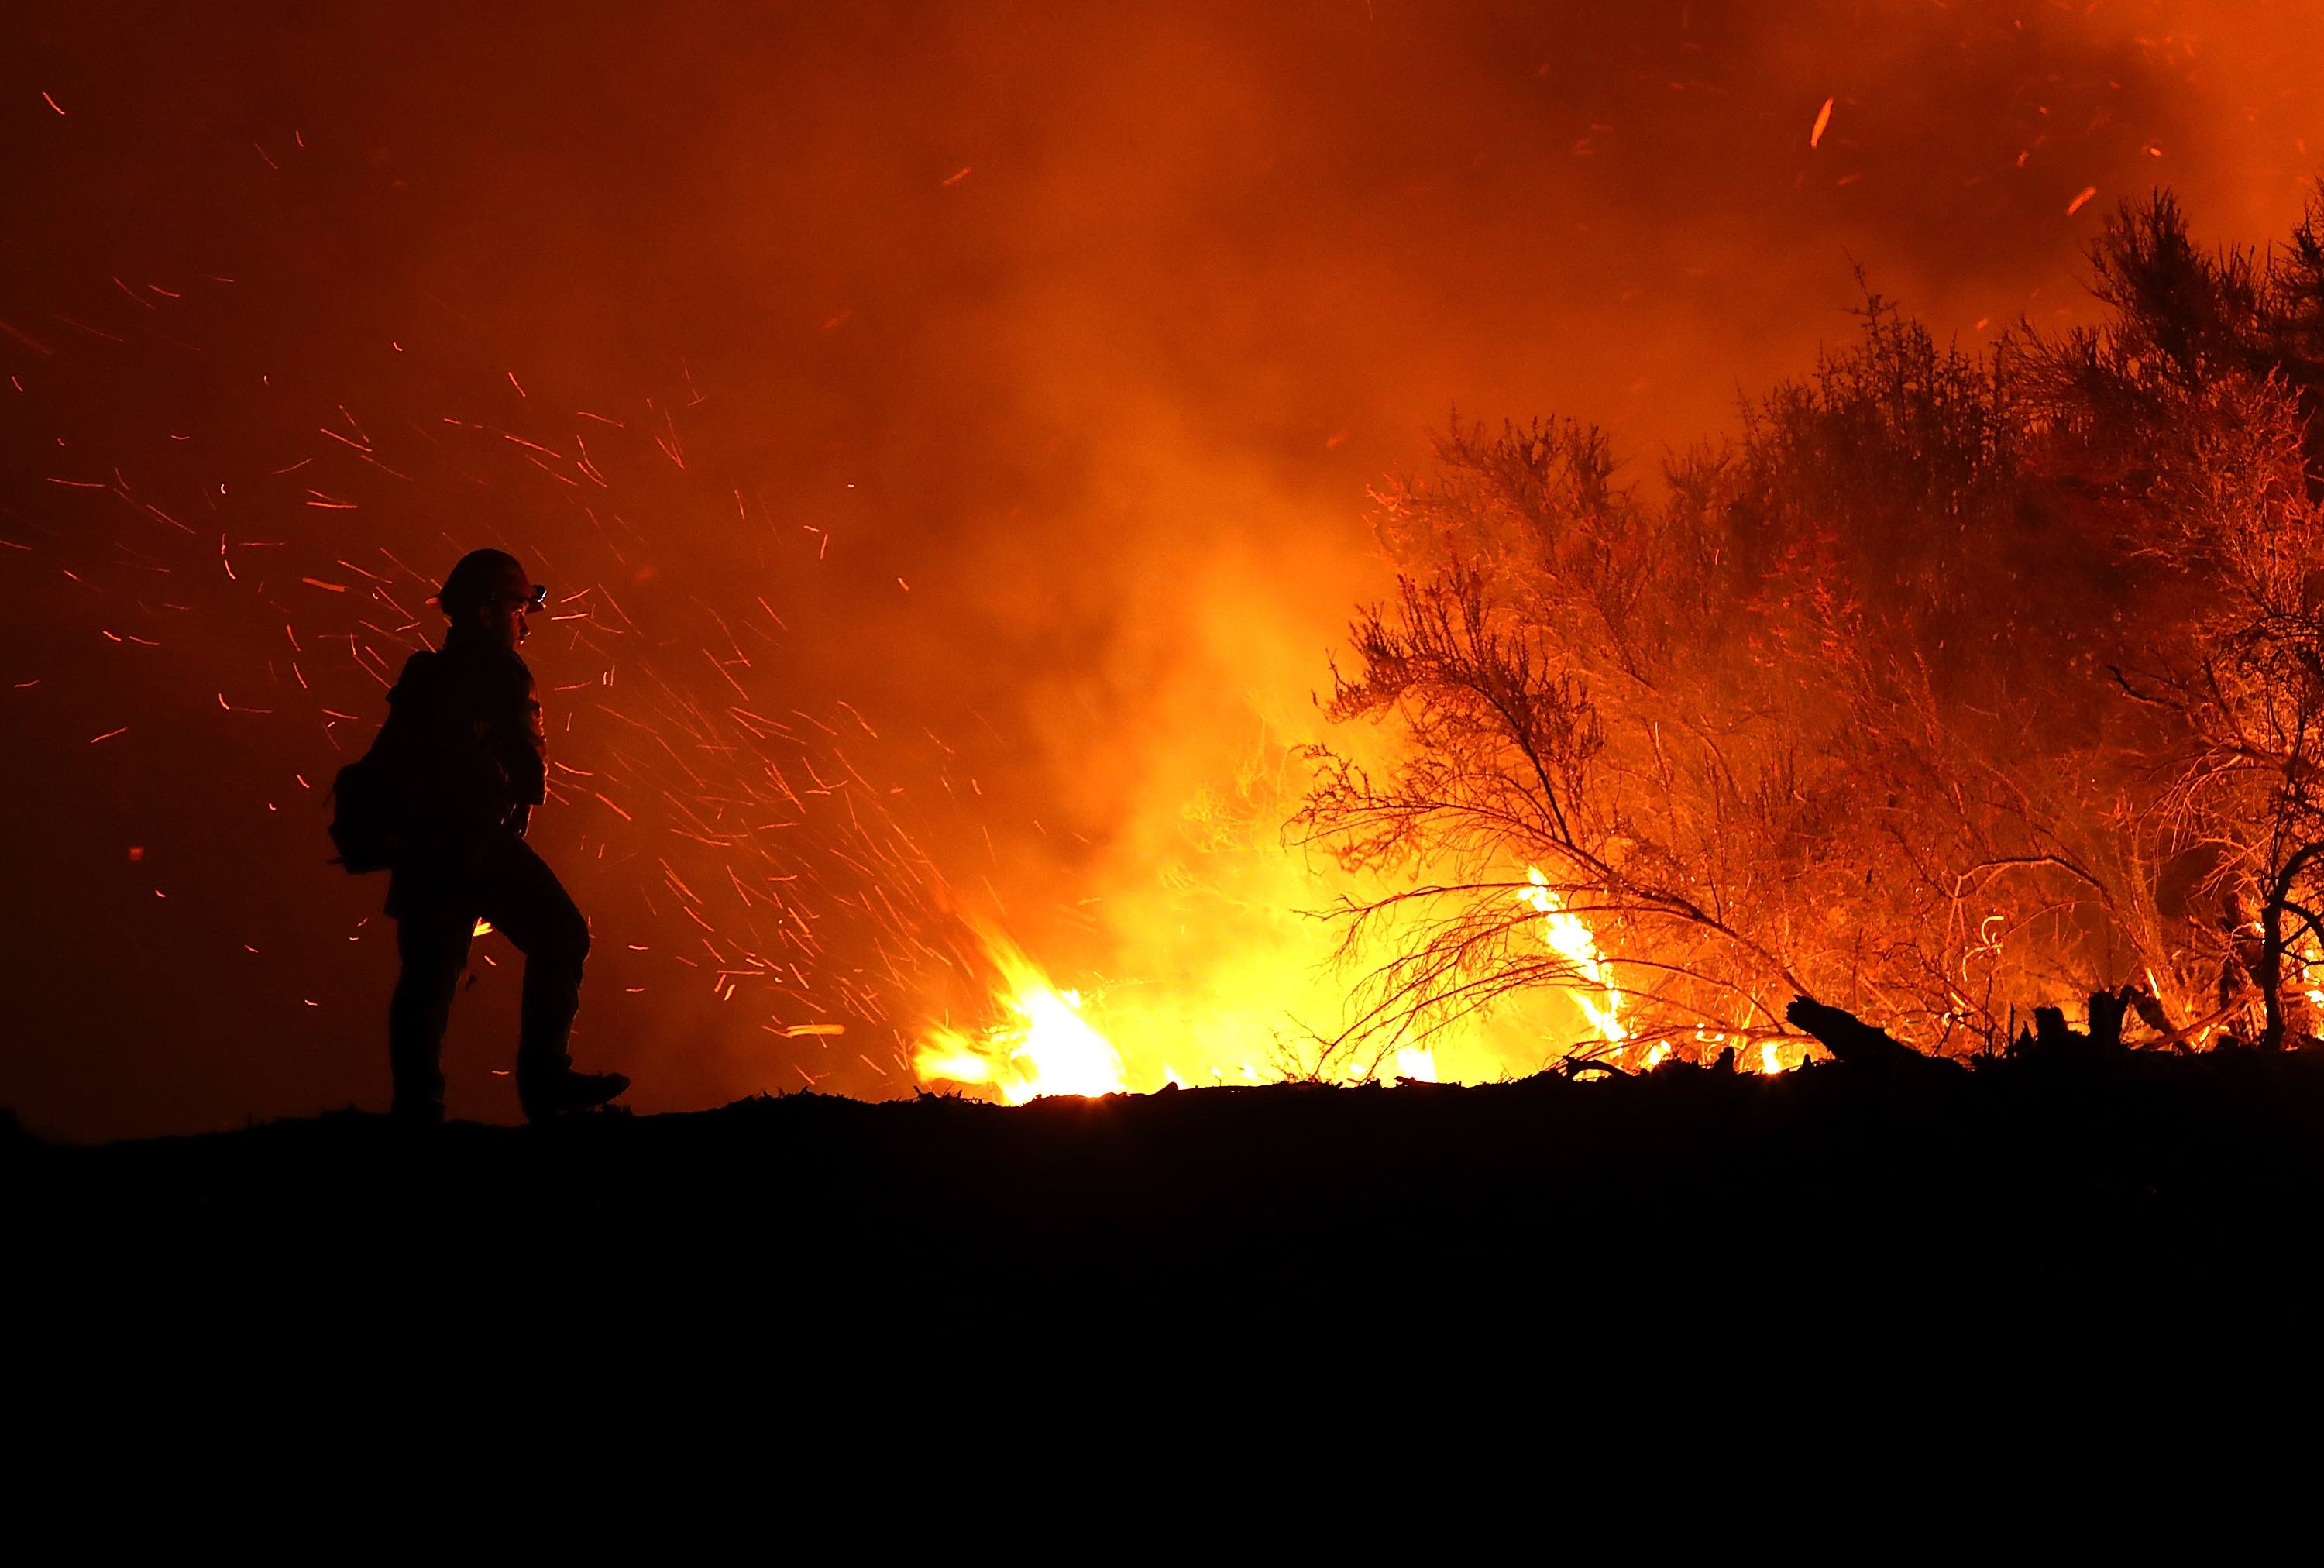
[518,1065,630,1123]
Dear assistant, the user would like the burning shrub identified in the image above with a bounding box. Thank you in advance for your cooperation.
[1297,188,2324,1062]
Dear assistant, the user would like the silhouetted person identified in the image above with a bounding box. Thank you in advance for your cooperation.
[377,549,627,1125]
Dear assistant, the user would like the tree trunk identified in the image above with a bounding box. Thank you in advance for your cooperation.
[2258,842,2324,1050]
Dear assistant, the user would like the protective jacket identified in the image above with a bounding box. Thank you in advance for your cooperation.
[376,633,548,845]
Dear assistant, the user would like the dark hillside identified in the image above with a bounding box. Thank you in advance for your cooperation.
[19,1047,2324,1322]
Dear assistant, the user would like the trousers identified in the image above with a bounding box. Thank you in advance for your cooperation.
[387,831,590,1112]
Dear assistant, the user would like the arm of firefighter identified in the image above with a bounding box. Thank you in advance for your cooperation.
[493,660,549,811]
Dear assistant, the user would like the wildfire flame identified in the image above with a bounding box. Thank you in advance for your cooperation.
[1520,867,1628,1047]
[913,933,1128,1103]
[1384,1045,1438,1086]
[909,869,1793,1102]
[1517,868,1806,1073]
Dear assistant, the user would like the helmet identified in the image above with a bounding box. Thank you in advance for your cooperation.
[437,548,530,619]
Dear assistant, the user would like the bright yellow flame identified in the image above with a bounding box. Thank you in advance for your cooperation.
[1520,867,1628,1047]
[913,933,1128,1103]
[1383,1045,1438,1086]
[911,868,1666,1099]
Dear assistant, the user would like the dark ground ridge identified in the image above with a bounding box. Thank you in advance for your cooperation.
[16,1044,2324,1315]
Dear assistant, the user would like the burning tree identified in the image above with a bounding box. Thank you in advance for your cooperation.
[1296,188,2324,1064]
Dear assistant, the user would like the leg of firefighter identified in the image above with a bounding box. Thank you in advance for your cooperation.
[473,834,591,1103]
[389,906,473,1121]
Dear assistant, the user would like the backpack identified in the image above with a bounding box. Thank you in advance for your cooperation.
[328,655,430,874]
[327,749,402,874]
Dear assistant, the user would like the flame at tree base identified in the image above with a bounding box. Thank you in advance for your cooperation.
[912,861,1815,1102]
[912,934,1128,1104]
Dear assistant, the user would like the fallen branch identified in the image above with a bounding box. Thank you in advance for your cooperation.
[1785,995,1961,1074]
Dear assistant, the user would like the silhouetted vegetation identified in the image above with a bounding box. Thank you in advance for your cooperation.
[1296,187,2324,1062]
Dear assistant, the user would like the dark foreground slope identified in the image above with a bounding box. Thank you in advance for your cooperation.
[17,1047,2324,1322]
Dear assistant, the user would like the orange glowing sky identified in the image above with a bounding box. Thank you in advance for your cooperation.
[4,1,2321,1136]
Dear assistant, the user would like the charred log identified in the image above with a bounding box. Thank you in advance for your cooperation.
[2085,987,2130,1051]
[1784,995,1960,1074]
[2011,991,2136,1064]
